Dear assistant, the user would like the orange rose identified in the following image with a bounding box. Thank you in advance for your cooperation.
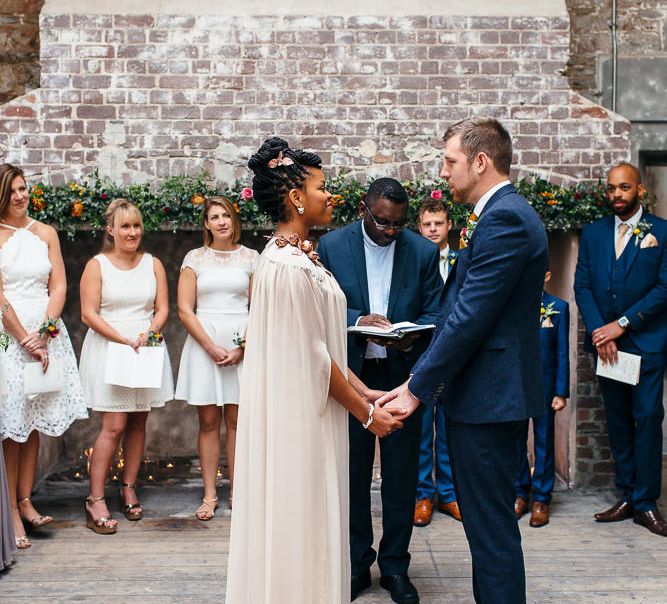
[191,193,206,206]
[71,200,84,217]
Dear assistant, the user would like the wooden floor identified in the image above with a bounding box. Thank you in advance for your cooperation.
[2,480,667,603]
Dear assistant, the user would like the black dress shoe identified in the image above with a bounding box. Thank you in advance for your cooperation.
[379,574,419,604]
[351,569,371,601]
[634,509,667,537]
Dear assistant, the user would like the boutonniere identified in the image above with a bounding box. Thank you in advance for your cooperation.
[633,219,652,246]
[459,214,478,249]
[540,301,560,327]
[447,250,458,267]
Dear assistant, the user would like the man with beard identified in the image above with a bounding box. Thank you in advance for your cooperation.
[378,116,548,604]
[318,178,442,604]
[574,162,667,536]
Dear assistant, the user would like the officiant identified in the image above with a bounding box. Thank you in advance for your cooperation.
[574,162,667,537]
[317,178,442,604]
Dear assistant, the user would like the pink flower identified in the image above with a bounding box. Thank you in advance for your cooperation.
[430,189,443,200]
[241,187,253,200]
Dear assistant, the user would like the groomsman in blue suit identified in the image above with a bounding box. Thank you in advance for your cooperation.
[413,200,461,527]
[318,178,442,604]
[515,269,570,528]
[574,162,667,536]
[379,116,548,604]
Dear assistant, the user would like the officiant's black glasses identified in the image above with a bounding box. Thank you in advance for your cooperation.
[364,205,407,231]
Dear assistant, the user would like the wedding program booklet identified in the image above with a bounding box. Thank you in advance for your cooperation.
[347,321,436,340]
[104,342,164,389]
[595,350,641,385]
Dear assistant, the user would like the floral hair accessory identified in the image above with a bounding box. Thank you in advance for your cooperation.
[39,317,60,339]
[267,151,294,169]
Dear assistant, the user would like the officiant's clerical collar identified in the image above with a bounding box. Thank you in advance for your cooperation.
[472,179,511,220]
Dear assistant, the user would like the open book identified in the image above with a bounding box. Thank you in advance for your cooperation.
[347,321,435,340]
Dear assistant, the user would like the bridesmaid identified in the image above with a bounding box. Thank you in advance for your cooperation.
[79,199,174,534]
[0,286,48,562]
[0,163,87,550]
[176,196,258,519]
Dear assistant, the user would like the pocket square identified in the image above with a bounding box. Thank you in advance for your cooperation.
[640,233,658,248]
[541,318,554,328]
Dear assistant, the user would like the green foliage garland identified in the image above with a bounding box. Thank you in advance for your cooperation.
[28,170,612,239]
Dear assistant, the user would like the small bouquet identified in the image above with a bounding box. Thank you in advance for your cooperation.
[39,316,60,339]
[232,331,246,349]
[146,330,164,347]
[0,303,10,351]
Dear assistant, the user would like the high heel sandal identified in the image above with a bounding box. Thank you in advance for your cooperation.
[119,482,143,521]
[84,496,117,535]
[195,497,218,521]
[18,497,53,528]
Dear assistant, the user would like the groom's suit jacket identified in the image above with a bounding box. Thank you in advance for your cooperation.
[317,221,443,384]
[409,183,549,423]
[574,212,667,355]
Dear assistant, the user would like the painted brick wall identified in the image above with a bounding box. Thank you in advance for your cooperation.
[0,12,630,185]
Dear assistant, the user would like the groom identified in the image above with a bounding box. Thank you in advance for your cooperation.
[379,116,548,604]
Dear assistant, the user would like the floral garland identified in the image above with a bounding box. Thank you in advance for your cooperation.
[27,170,625,239]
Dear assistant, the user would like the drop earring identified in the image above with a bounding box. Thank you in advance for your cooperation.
[297,206,305,215]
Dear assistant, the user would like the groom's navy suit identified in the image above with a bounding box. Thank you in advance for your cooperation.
[574,212,667,511]
[409,184,548,604]
[318,222,442,578]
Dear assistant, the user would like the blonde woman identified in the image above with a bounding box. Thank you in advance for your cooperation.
[176,196,258,519]
[79,199,173,534]
[0,163,86,550]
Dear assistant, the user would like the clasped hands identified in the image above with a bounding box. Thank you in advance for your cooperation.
[591,320,626,365]
[20,330,50,371]
[362,381,421,438]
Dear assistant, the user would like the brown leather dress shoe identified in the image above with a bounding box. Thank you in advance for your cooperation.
[633,509,667,537]
[514,497,529,519]
[529,501,549,527]
[594,499,634,522]
[413,499,433,527]
[438,500,462,522]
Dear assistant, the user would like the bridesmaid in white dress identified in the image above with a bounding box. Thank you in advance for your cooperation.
[0,164,87,550]
[176,196,258,519]
[79,199,173,534]
[225,138,403,604]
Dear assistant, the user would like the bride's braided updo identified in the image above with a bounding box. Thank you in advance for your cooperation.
[247,137,322,223]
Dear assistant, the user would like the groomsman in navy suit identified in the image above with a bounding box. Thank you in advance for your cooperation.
[379,117,548,604]
[413,200,461,527]
[574,162,667,536]
[515,269,570,528]
[318,178,442,604]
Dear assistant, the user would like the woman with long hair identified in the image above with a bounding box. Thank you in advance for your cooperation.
[176,196,258,519]
[0,163,86,550]
[225,138,404,603]
[79,199,173,534]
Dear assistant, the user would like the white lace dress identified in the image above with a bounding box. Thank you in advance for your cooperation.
[79,253,174,412]
[175,245,259,406]
[0,221,87,442]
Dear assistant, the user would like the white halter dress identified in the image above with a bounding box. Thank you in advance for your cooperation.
[0,221,87,442]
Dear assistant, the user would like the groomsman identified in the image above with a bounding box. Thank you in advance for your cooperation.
[413,201,461,526]
[379,116,548,604]
[318,178,442,604]
[574,162,667,536]
[515,268,570,527]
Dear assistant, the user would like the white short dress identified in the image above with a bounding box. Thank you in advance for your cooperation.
[175,245,259,406]
[79,253,174,412]
[0,221,87,442]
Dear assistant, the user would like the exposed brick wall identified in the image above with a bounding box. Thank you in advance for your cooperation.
[0,0,44,104]
[0,12,630,185]
[566,0,667,99]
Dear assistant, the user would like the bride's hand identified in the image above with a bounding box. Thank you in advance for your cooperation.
[367,406,404,438]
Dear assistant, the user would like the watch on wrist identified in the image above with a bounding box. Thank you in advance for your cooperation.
[617,316,630,330]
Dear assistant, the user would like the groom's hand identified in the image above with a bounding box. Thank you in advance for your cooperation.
[375,380,420,420]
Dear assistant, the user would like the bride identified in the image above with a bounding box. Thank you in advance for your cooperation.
[225,138,405,603]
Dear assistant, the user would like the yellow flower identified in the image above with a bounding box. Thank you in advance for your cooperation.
[233,203,240,213]
[633,227,640,235]
[71,200,84,217]
[540,306,546,315]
